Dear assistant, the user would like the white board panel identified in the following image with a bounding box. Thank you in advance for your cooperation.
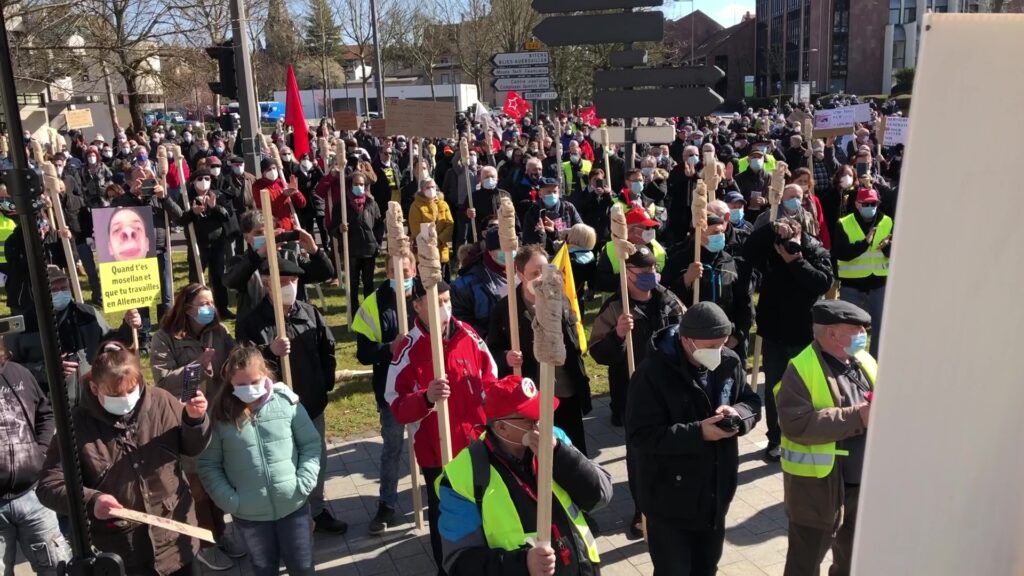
[853,14,1024,576]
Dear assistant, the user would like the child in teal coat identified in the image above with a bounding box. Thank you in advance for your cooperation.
[197,346,321,576]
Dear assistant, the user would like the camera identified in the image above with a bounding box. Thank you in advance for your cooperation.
[775,237,803,255]
[715,415,742,432]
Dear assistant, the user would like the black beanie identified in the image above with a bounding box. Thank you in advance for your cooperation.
[679,302,733,339]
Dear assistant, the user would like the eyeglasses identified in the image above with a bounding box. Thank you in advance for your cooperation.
[198,177,211,182]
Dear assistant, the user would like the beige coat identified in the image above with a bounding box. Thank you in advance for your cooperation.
[776,342,870,530]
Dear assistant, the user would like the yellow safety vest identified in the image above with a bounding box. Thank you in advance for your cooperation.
[439,440,600,564]
[836,214,892,280]
[352,292,382,342]
[606,240,665,274]
[0,213,16,264]
[383,167,400,204]
[562,160,592,192]
[773,346,877,478]
[737,154,777,175]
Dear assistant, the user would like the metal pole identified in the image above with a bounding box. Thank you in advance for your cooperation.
[230,0,262,175]
[797,0,805,101]
[369,0,386,118]
[691,0,696,64]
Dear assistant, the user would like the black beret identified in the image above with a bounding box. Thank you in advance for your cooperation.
[679,302,733,339]
[190,168,212,182]
[260,157,275,172]
[707,215,724,226]
[625,245,657,268]
[812,300,871,327]
[412,277,450,299]
[259,256,305,278]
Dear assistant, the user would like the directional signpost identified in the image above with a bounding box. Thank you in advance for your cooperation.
[492,51,549,67]
[491,50,553,96]
[523,91,558,101]
[494,77,552,92]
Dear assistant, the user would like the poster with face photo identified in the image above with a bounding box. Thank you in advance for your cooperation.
[92,206,161,313]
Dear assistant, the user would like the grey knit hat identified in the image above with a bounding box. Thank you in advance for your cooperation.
[679,302,733,339]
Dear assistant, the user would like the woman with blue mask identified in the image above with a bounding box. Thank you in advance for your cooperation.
[340,171,386,298]
[150,282,243,569]
[522,177,583,254]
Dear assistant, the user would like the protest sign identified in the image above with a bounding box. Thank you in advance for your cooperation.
[64,109,94,130]
[109,508,215,543]
[93,206,161,313]
[882,116,909,146]
[813,108,857,139]
[333,110,359,130]
[850,103,873,123]
[383,99,452,139]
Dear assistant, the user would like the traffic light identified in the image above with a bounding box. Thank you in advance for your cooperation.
[205,39,237,100]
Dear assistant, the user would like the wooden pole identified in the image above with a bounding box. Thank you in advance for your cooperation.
[484,129,496,167]
[417,223,452,464]
[337,141,353,328]
[260,187,293,388]
[750,161,788,390]
[498,197,520,376]
[536,359,556,542]
[554,120,566,194]
[609,205,635,376]
[156,145,173,306]
[459,137,478,244]
[175,145,206,286]
[601,123,612,185]
[804,118,815,173]
[532,264,565,547]
[691,181,708,306]
[385,201,424,531]
[41,163,83,304]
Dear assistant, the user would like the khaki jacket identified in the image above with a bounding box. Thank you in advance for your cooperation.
[776,342,868,529]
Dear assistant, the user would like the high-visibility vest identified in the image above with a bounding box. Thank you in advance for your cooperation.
[773,346,877,478]
[737,154,777,175]
[440,440,600,564]
[0,213,16,264]
[352,292,383,342]
[836,214,892,280]
[606,239,665,274]
[562,160,592,192]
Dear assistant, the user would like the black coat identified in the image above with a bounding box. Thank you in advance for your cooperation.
[334,194,383,260]
[0,361,54,497]
[521,200,583,255]
[224,246,335,321]
[235,298,337,419]
[179,185,229,246]
[626,325,761,529]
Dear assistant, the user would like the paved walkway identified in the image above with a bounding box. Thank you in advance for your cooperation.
[19,395,829,576]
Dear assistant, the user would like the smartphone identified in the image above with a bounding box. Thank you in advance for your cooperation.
[276,230,299,243]
[715,415,742,432]
[0,315,25,336]
[181,362,202,402]
[141,178,157,196]
[856,162,869,178]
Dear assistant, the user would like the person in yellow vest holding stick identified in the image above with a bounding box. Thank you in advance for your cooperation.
[830,188,891,357]
[775,300,875,576]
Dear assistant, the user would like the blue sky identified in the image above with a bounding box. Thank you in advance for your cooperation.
[664,0,756,27]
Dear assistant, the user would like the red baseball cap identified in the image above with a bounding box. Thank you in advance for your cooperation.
[856,188,880,203]
[625,207,658,228]
[483,375,558,421]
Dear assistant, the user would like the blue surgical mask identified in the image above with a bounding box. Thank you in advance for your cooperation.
[706,232,726,253]
[692,138,703,147]
[542,194,559,208]
[253,235,265,251]
[233,383,267,404]
[642,167,654,178]
[494,250,514,265]
[730,208,744,224]
[844,332,868,356]
[390,277,414,292]
[686,155,699,166]
[859,206,878,220]
[629,181,644,195]
[782,198,801,212]
[634,271,659,291]
[51,290,72,311]
[352,185,365,197]
[570,247,595,265]
[194,304,216,325]
[483,177,498,190]
[749,158,764,171]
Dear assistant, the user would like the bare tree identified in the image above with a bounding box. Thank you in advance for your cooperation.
[336,0,388,116]
[438,0,496,97]
[389,4,448,100]
[489,0,540,54]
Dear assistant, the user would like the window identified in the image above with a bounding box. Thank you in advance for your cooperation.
[904,6,917,21]
[441,73,450,84]
[892,26,906,70]
[931,0,949,12]
[890,0,902,24]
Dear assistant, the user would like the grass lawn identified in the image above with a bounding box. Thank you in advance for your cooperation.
[10,247,611,440]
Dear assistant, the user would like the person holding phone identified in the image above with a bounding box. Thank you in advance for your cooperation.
[180,168,232,318]
[151,283,243,570]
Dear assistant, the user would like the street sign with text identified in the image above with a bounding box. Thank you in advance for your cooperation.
[532,12,664,47]
[493,77,552,91]
[491,51,550,67]
[523,91,558,100]
[491,66,550,78]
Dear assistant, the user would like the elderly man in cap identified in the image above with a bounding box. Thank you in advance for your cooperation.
[724,191,754,248]
[590,245,685,538]
[593,206,666,293]
[522,177,583,255]
[234,256,347,534]
[776,300,875,576]
[437,374,612,576]
[735,141,773,222]
[628,302,761,575]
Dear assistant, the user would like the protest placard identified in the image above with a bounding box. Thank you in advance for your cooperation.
[333,110,359,130]
[109,508,215,543]
[93,206,161,313]
[850,103,873,123]
[383,99,453,139]
[813,108,857,139]
[65,109,94,130]
[882,116,909,146]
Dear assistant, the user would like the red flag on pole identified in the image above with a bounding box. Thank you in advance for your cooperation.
[579,105,601,128]
[284,64,310,159]
[503,91,531,121]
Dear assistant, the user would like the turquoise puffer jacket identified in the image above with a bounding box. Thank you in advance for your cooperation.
[197,384,321,522]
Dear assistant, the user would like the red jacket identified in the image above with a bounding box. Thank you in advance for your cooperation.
[314,172,344,230]
[166,160,189,189]
[385,317,497,469]
[253,177,306,230]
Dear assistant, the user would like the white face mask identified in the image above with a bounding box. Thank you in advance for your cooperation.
[422,187,437,199]
[280,281,297,306]
[233,379,270,404]
[231,165,244,175]
[87,156,97,165]
[101,386,142,416]
[300,160,313,171]
[688,339,723,371]
[194,180,211,192]
[840,175,854,188]
[210,167,221,177]
[641,229,656,244]
[439,302,452,323]
[264,169,278,181]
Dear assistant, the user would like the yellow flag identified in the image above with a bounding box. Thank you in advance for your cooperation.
[552,243,587,354]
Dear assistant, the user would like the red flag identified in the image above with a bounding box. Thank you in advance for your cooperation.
[284,64,310,159]
[503,91,531,121]
[580,105,601,128]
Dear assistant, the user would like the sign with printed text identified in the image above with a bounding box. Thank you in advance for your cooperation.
[64,109,94,130]
[850,103,873,123]
[814,107,856,130]
[93,207,161,313]
[882,116,909,146]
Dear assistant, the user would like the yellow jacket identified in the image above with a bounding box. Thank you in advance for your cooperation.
[409,193,455,263]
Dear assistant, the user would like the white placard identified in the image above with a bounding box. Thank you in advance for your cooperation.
[813,107,856,130]
[850,103,873,123]
[882,116,909,146]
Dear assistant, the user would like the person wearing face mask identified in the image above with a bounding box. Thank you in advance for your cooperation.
[735,146,773,222]
[507,156,545,219]
[386,277,498,575]
[163,144,191,213]
[523,178,582,255]
[236,258,348,534]
[451,227,511,339]
[80,145,113,204]
[181,169,233,317]
[753,183,809,231]
[218,155,256,253]
[737,217,834,462]
[486,245,593,454]
[197,345,322,576]
[441,150,480,250]
[561,140,592,198]
[37,341,211,576]
[353,254,418,536]
[830,188,891,358]
[187,133,210,171]
[151,283,244,569]
[253,157,306,231]
[371,146,403,204]
[468,165,516,237]
[663,213,753,359]
[775,300,875,576]
[409,177,455,281]
[627,302,761,574]
[786,167,830,248]
[567,169,612,244]
[593,206,665,293]
[339,171,385,298]
[589,246,685,537]
[291,152,325,245]
[723,191,755,250]
[436,374,612,576]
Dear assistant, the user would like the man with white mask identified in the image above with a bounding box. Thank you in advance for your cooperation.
[626,301,761,575]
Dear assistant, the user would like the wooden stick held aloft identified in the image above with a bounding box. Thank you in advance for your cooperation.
[498,196,521,376]
[533,264,565,546]
[610,204,637,375]
[416,223,452,464]
[769,161,789,222]
[691,181,709,305]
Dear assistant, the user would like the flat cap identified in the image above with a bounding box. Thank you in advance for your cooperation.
[679,302,733,339]
[411,277,450,299]
[259,256,305,278]
[812,300,871,327]
[625,245,657,268]
[539,177,559,188]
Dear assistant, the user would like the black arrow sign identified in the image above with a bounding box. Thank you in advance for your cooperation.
[594,66,725,89]
[593,87,723,119]
[532,0,662,13]
[532,12,664,47]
